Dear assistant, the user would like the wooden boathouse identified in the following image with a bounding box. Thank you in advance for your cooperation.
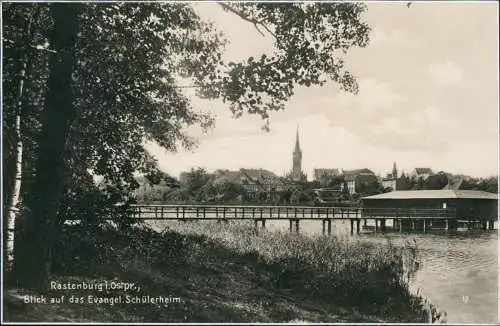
[362,189,498,232]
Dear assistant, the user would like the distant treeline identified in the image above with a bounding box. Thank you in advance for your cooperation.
[134,168,498,205]
[133,168,498,205]
[133,168,348,205]
[397,172,498,193]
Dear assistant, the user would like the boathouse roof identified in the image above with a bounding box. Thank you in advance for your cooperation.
[363,190,498,200]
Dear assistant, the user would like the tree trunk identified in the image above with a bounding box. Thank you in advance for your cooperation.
[4,5,38,279]
[5,10,39,275]
[6,56,29,273]
[13,3,81,290]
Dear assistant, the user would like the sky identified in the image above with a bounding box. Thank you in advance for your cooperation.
[145,1,499,180]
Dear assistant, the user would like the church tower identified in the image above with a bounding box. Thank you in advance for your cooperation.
[292,127,304,181]
[392,161,398,179]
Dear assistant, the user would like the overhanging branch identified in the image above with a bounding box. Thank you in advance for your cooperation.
[218,3,277,39]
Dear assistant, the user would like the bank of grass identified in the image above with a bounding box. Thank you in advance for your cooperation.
[4,220,434,323]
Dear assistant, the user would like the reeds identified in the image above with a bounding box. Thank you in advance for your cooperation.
[138,220,428,316]
[50,220,440,322]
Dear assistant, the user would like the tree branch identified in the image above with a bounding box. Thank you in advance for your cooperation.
[218,3,277,39]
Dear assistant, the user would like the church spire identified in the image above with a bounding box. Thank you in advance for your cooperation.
[295,126,300,152]
[392,161,398,178]
[291,126,303,181]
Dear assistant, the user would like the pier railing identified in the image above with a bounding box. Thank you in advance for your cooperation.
[129,204,455,221]
[131,204,362,220]
[361,207,456,219]
[63,204,495,233]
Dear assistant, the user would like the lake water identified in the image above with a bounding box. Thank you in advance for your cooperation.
[264,219,499,324]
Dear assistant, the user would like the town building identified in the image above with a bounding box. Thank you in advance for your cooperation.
[239,168,286,193]
[341,168,378,195]
[382,162,399,191]
[212,168,286,194]
[411,167,434,180]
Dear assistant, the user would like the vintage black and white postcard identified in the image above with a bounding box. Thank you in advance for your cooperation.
[2,1,498,324]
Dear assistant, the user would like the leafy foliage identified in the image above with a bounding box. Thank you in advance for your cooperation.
[4,1,371,212]
[3,2,371,286]
[357,179,385,196]
[211,181,247,202]
[422,172,448,190]
[398,172,497,193]
[460,176,498,193]
[68,3,225,193]
[397,173,413,191]
[215,3,370,122]
[2,3,52,214]
[180,168,215,200]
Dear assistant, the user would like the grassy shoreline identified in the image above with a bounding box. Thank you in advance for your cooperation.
[4,221,441,323]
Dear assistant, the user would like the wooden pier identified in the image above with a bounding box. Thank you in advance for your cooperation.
[129,204,496,234]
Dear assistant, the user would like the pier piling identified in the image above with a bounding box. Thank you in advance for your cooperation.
[449,219,458,231]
